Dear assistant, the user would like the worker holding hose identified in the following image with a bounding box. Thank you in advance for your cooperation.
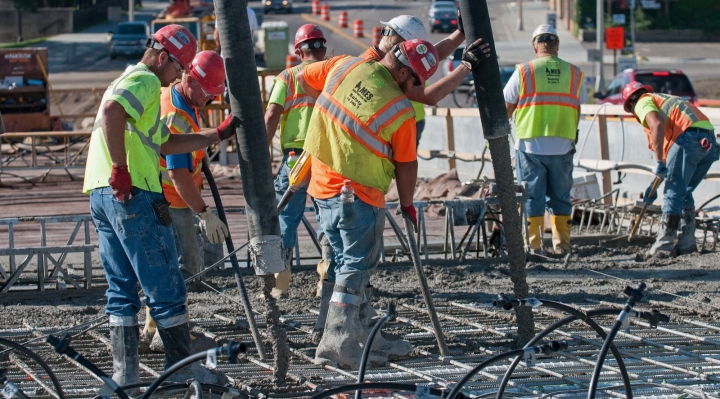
[622,82,719,256]
[83,25,235,387]
[504,24,586,260]
[296,39,460,369]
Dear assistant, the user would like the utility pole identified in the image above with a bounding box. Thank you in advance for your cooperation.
[595,0,605,92]
[460,0,534,347]
[629,0,636,57]
[517,0,524,31]
[128,0,134,21]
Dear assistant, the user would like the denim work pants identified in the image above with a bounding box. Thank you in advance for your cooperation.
[168,207,202,277]
[90,187,187,329]
[515,150,574,217]
[315,195,385,293]
[663,129,720,215]
[275,154,309,250]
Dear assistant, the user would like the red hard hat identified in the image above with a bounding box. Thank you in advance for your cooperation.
[622,81,653,113]
[151,24,198,71]
[294,24,326,53]
[393,39,439,86]
[189,51,226,96]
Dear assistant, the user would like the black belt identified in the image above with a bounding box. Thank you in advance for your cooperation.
[283,148,303,155]
[686,127,714,135]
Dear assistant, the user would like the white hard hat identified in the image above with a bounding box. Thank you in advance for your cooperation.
[532,24,559,42]
[380,15,427,41]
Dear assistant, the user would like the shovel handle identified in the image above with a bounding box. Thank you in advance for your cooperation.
[628,177,663,242]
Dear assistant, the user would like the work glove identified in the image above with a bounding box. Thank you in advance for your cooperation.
[456,9,465,36]
[216,113,236,141]
[108,165,132,203]
[198,208,229,244]
[399,204,418,232]
[653,161,668,179]
[643,184,658,205]
[461,39,491,71]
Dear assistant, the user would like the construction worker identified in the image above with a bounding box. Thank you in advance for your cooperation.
[299,39,481,369]
[83,25,236,386]
[504,24,586,259]
[264,24,327,300]
[622,82,719,256]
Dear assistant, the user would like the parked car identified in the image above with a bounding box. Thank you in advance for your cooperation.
[428,0,456,16]
[429,9,457,33]
[594,69,698,105]
[109,22,150,60]
[264,0,292,14]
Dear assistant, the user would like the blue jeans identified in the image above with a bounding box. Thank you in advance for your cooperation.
[275,154,309,249]
[90,187,187,328]
[663,129,720,215]
[516,150,574,217]
[315,195,385,293]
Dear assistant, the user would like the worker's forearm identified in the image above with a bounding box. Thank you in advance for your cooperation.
[407,65,471,106]
[652,126,665,161]
[395,160,418,207]
[434,30,464,61]
[168,168,207,213]
[102,101,130,166]
[505,103,517,119]
[264,105,283,144]
[162,129,218,155]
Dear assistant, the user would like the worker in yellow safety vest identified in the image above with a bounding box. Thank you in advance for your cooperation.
[296,39,444,369]
[622,82,719,256]
[264,24,328,301]
[504,24,587,259]
[83,24,236,387]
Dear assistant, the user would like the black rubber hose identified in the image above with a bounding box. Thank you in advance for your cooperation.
[495,308,632,399]
[310,382,446,399]
[139,351,209,399]
[355,303,396,399]
[588,283,646,399]
[93,382,248,399]
[0,337,65,399]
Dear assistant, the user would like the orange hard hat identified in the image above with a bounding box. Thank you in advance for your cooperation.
[149,24,198,70]
[294,24,326,54]
[622,81,653,113]
[392,39,439,86]
[189,51,226,96]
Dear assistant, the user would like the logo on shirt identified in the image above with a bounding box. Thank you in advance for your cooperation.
[346,81,374,108]
[546,67,561,84]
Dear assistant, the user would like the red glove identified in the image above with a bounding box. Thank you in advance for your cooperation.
[400,204,417,232]
[109,165,132,203]
[216,113,235,141]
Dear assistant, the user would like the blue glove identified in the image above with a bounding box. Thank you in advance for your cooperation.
[654,161,667,178]
[643,184,658,205]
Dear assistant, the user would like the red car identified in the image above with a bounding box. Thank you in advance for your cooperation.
[594,69,698,106]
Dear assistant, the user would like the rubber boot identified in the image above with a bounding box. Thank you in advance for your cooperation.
[676,206,697,255]
[550,215,572,256]
[316,235,332,297]
[648,214,680,256]
[110,325,140,387]
[359,286,413,358]
[314,285,387,369]
[157,322,228,385]
[525,216,546,260]
[310,280,333,344]
[271,247,293,299]
[146,304,197,353]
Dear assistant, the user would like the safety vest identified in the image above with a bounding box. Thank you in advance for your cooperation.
[158,86,205,208]
[83,63,168,194]
[514,55,583,141]
[276,60,315,151]
[304,57,415,193]
[636,93,713,160]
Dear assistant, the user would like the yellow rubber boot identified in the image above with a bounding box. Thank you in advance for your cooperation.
[143,307,156,336]
[315,259,329,297]
[526,216,545,252]
[550,215,572,255]
[272,267,291,299]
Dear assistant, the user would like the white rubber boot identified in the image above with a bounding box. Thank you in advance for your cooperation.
[676,206,697,255]
[359,286,413,358]
[311,280,333,344]
[110,325,140,387]
[157,322,228,385]
[648,214,680,256]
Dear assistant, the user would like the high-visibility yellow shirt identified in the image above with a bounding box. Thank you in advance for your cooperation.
[268,60,316,151]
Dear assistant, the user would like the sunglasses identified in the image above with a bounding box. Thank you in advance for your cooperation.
[381,26,395,37]
[407,68,422,87]
[165,51,183,75]
[192,77,212,98]
[392,45,422,87]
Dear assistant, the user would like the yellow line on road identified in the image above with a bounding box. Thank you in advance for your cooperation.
[301,13,368,53]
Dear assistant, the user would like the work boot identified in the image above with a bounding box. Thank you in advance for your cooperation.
[110,325,140,387]
[359,286,413,358]
[316,236,332,297]
[148,329,217,354]
[314,285,387,369]
[549,215,572,256]
[157,322,228,385]
[310,280,333,344]
[525,216,546,261]
[647,213,680,256]
[271,247,293,299]
[676,206,697,255]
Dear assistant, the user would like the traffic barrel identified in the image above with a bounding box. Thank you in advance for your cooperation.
[353,19,364,38]
[311,0,320,15]
[338,11,348,28]
[372,26,382,46]
[321,4,330,21]
[286,54,300,69]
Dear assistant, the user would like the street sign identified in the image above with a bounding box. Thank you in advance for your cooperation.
[617,56,638,72]
[547,13,557,28]
[612,14,626,24]
[641,0,661,9]
[605,27,625,50]
[587,49,601,62]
